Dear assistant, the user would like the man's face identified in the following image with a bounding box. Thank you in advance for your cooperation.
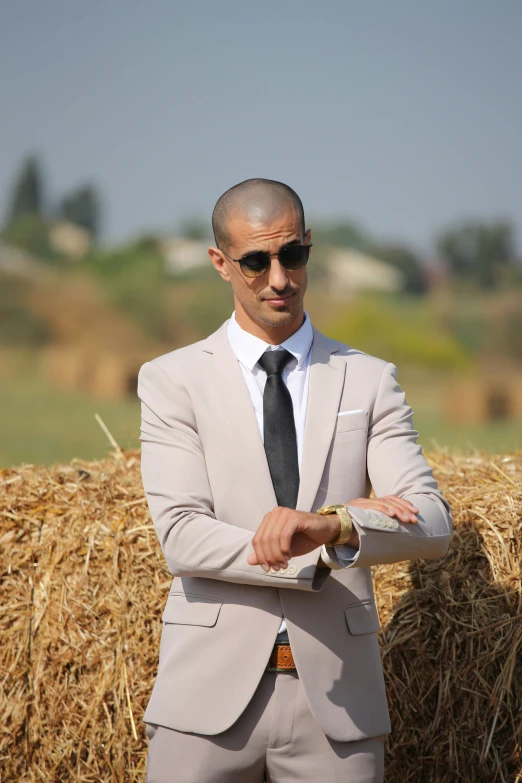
[209,208,311,333]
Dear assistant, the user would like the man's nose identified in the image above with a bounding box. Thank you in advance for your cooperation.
[268,257,289,290]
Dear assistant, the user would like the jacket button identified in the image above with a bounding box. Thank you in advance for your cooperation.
[287,565,297,575]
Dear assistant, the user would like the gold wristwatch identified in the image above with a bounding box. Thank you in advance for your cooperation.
[316,504,353,547]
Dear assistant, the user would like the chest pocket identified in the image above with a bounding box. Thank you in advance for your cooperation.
[162,593,223,627]
[334,409,368,436]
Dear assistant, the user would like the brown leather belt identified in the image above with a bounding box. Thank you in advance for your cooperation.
[267,644,297,672]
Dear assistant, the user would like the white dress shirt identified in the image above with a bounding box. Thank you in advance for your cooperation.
[227,311,354,635]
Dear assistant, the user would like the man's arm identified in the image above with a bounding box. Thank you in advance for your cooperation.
[138,360,327,591]
[325,362,452,570]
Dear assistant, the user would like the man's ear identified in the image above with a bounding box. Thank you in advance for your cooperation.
[305,228,312,249]
[208,247,232,282]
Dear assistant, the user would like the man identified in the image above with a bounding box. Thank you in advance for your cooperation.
[138,178,452,782]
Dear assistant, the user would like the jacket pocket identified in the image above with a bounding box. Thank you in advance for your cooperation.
[344,599,381,635]
[335,410,368,435]
[162,593,223,627]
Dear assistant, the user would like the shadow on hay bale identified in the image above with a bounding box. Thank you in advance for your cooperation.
[0,448,521,782]
[379,520,522,782]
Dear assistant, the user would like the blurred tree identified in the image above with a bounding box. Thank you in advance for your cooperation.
[59,185,101,239]
[436,220,516,289]
[179,217,211,241]
[306,219,374,283]
[310,219,372,253]
[172,270,234,337]
[375,244,428,295]
[86,240,167,340]
[131,234,161,253]
[5,155,44,223]
[1,214,57,262]
[0,274,51,346]
[325,295,471,370]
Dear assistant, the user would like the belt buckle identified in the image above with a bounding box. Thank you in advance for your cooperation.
[267,643,297,673]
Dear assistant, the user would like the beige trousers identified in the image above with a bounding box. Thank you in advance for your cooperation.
[145,671,385,782]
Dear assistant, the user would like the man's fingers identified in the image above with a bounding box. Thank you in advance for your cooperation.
[380,497,418,522]
[251,512,272,571]
[347,496,419,523]
[265,510,294,568]
[278,521,294,565]
[380,503,417,523]
[384,496,419,514]
[251,537,269,571]
[260,510,286,569]
[251,508,293,571]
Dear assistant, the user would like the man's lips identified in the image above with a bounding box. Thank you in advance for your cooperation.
[262,292,295,306]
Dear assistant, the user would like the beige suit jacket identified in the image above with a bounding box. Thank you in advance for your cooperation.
[138,321,452,742]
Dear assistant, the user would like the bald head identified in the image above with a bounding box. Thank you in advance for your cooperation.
[212,178,305,251]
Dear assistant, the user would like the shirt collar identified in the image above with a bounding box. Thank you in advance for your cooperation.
[227,311,313,372]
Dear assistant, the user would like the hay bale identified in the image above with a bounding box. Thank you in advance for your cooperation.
[376,450,522,781]
[1,448,521,782]
[88,354,142,400]
[40,345,88,391]
[445,371,522,425]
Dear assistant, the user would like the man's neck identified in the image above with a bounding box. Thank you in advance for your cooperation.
[234,308,305,345]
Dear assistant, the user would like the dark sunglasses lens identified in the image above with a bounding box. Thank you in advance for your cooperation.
[280,245,310,269]
[240,252,270,278]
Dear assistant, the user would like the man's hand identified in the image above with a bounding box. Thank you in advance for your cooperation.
[246,495,419,572]
[247,508,340,572]
[348,495,419,523]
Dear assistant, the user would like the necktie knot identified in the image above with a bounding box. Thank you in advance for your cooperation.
[257,349,294,377]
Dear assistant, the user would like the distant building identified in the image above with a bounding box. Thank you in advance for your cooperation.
[160,237,209,274]
[159,238,405,292]
[327,248,405,294]
[49,221,92,260]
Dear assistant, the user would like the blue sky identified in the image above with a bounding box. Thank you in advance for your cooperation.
[1,0,521,252]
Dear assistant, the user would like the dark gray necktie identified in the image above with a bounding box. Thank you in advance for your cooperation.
[257,349,299,509]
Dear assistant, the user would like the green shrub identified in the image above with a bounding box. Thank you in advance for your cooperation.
[1,215,59,263]
[326,296,471,370]
[0,275,51,347]
[85,242,167,340]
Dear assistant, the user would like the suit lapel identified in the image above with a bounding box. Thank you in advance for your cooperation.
[201,323,277,516]
[201,322,345,517]
[297,328,346,512]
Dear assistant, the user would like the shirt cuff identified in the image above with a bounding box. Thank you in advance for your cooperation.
[320,543,358,570]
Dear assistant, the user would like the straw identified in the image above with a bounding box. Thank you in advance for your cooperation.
[1,447,521,781]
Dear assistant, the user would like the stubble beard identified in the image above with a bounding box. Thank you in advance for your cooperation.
[255,295,303,328]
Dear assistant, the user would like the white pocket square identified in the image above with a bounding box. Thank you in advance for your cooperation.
[337,409,366,417]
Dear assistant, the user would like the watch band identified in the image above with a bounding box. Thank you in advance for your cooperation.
[328,505,353,546]
[316,504,354,547]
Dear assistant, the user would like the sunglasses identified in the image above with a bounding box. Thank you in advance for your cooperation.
[221,242,312,278]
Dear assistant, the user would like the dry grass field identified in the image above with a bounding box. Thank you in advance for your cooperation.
[2,368,522,470]
[1,447,521,782]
